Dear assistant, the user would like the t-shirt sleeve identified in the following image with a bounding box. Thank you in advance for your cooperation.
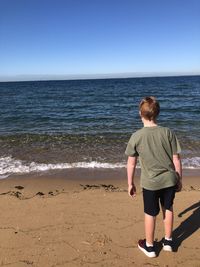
[170,130,181,154]
[125,134,139,157]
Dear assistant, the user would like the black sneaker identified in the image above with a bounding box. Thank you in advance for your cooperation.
[138,239,156,258]
[162,238,173,252]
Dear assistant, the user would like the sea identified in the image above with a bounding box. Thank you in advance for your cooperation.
[0,75,200,178]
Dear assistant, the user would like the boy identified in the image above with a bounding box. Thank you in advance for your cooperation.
[125,96,182,258]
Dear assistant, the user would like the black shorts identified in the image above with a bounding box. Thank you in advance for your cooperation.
[142,186,176,216]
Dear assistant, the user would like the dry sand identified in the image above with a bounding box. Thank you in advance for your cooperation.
[0,169,199,267]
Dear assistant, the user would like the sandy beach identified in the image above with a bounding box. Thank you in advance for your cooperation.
[0,169,199,267]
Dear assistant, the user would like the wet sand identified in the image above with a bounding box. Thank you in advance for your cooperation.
[0,169,199,266]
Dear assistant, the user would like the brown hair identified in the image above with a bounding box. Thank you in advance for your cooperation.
[139,96,160,121]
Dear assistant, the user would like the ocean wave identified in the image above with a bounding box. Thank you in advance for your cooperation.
[0,156,125,179]
[0,156,200,179]
[181,157,200,169]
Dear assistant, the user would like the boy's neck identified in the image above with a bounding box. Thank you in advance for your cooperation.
[142,118,158,127]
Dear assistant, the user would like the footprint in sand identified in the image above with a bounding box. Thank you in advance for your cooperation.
[36,192,45,196]
[14,185,24,190]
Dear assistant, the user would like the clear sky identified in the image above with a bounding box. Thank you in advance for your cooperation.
[0,0,200,81]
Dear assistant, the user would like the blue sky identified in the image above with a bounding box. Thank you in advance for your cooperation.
[0,0,200,80]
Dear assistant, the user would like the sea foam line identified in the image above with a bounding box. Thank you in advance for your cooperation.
[181,157,200,169]
[0,156,200,179]
[0,156,125,179]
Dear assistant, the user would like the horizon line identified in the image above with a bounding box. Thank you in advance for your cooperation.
[0,71,200,82]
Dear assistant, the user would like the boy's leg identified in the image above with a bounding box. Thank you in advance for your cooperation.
[143,188,160,245]
[145,213,156,245]
[160,186,175,239]
[138,189,158,257]
[160,187,175,252]
[162,206,174,239]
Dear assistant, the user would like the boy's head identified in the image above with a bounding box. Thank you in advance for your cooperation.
[139,96,160,121]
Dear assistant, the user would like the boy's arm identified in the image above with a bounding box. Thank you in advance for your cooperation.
[127,156,137,197]
[173,154,182,191]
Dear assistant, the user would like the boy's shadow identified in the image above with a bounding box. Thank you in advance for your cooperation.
[156,201,200,254]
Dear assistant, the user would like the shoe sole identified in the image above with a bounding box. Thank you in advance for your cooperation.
[163,245,172,252]
[138,244,156,258]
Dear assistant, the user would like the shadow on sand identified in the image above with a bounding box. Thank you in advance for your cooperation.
[172,200,200,252]
[156,201,200,255]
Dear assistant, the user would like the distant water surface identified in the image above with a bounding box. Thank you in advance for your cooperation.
[0,76,199,177]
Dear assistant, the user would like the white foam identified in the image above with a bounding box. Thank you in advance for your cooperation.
[0,156,199,179]
[182,157,200,169]
[0,156,125,179]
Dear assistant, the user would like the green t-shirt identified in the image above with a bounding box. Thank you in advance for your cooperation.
[125,126,181,190]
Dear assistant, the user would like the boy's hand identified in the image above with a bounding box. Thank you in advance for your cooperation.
[128,184,136,198]
[175,180,182,192]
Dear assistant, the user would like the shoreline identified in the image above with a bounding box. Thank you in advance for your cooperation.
[2,167,200,181]
[2,168,200,183]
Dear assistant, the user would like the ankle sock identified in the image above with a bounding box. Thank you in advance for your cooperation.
[146,241,154,247]
[165,237,172,241]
